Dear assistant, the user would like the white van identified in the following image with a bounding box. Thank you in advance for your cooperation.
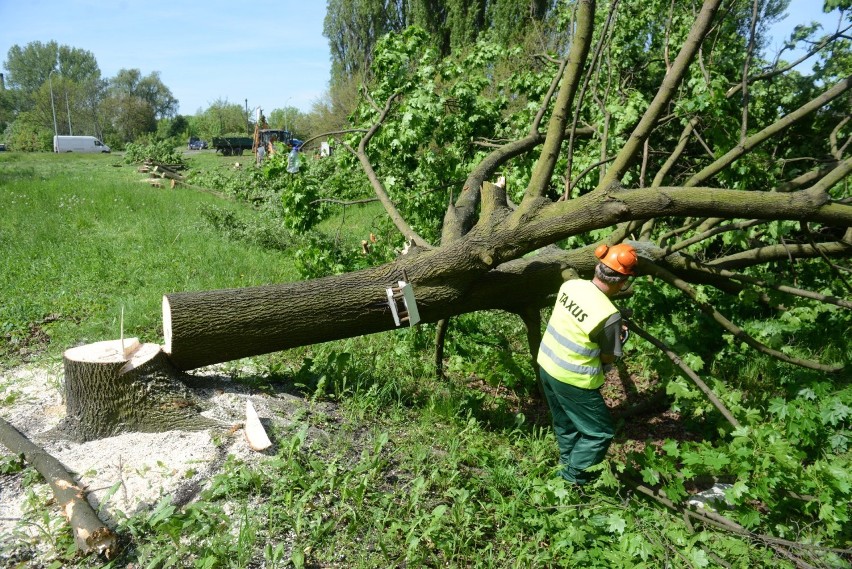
[53,135,111,153]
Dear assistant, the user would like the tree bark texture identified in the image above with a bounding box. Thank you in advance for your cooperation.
[0,416,118,558]
[61,339,216,441]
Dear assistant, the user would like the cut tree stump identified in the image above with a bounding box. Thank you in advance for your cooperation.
[60,338,217,442]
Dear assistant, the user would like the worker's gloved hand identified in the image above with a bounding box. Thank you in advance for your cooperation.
[620,325,630,345]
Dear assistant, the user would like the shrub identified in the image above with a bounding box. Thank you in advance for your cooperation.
[124,140,185,165]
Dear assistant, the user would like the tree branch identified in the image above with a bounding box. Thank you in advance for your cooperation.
[523,0,596,201]
[727,26,852,99]
[707,241,851,270]
[565,0,620,195]
[356,92,430,247]
[665,219,764,254]
[0,416,118,558]
[738,0,761,143]
[625,317,741,428]
[531,57,569,134]
[601,0,723,188]
[684,76,852,188]
[830,116,850,160]
[679,257,852,309]
[625,478,835,569]
[641,260,844,372]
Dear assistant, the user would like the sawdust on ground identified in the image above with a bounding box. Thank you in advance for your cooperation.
[0,360,313,549]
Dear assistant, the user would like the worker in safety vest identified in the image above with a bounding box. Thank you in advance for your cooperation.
[537,242,638,486]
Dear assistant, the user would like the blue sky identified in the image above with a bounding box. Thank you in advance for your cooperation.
[765,0,846,65]
[0,1,842,117]
[0,0,331,115]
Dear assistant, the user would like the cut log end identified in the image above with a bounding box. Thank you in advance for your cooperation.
[162,295,173,354]
[64,337,143,364]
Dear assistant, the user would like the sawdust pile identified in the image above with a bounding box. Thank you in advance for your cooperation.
[0,361,304,546]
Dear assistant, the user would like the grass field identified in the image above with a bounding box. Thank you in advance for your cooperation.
[1,151,300,365]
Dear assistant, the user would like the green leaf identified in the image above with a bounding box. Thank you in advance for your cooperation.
[667,377,698,400]
[821,400,851,426]
[641,467,660,485]
[682,451,704,466]
[798,388,817,401]
[689,548,711,567]
[828,433,849,452]
[703,451,731,471]
[738,509,761,528]
[681,352,705,371]
[768,397,788,419]
[606,513,627,535]
[727,480,750,501]
[662,439,680,457]
[291,548,305,569]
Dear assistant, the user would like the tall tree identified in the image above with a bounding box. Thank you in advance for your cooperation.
[192,99,250,140]
[324,0,406,81]
[108,68,178,119]
[3,41,112,142]
[3,41,100,109]
[324,0,561,123]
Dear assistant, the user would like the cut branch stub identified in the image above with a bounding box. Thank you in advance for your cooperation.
[61,338,216,442]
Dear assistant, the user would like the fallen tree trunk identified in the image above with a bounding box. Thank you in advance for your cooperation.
[161,249,575,370]
[0,416,118,558]
[161,182,850,371]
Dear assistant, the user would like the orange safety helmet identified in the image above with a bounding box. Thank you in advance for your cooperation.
[594,243,638,275]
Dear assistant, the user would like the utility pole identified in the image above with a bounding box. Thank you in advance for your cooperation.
[65,88,73,135]
[48,70,58,138]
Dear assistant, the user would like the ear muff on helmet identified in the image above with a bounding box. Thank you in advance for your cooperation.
[594,243,638,275]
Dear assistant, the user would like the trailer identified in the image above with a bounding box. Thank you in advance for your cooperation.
[211,137,253,156]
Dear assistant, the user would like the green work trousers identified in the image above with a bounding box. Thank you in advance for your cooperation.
[539,367,614,485]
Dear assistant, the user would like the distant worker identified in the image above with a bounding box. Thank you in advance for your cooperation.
[256,142,266,166]
[537,243,638,486]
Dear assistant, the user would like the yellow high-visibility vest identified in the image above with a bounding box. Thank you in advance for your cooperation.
[537,279,618,389]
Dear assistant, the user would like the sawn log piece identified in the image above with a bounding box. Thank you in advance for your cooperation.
[0,416,118,558]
